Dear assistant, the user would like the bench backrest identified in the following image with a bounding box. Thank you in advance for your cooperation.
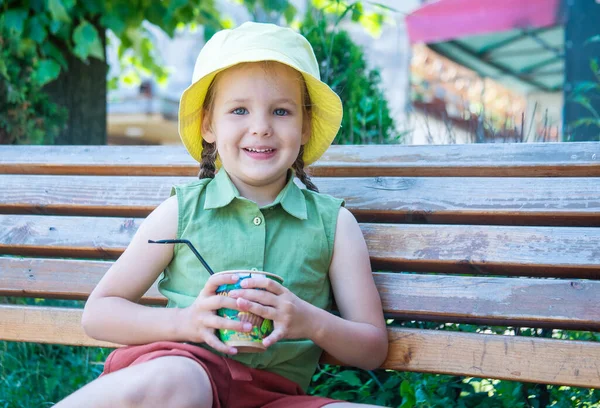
[1,142,599,388]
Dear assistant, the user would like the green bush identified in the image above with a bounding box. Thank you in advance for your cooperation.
[0,22,67,145]
[301,10,399,145]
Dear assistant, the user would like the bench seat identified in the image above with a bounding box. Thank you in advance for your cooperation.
[1,142,599,388]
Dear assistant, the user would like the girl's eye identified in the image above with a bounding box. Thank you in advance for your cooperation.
[232,107,248,115]
[274,108,288,116]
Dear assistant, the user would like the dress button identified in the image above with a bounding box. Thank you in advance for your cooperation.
[253,216,262,226]
[251,267,258,271]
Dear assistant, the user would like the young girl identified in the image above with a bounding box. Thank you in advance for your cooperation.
[55,22,388,408]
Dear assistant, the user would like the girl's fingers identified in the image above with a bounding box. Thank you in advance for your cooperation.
[203,314,253,332]
[203,332,238,355]
[229,289,278,307]
[262,328,285,348]
[235,297,277,320]
[204,294,242,311]
[239,277,284,295]
[201,273,240,295]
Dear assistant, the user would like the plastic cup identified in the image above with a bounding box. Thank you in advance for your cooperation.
[215,270,284,353]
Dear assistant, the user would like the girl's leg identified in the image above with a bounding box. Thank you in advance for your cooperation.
[53,356,213,408]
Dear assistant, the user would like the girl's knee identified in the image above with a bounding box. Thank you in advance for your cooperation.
[122,356,213,408]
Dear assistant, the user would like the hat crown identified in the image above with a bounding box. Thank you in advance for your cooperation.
[191,22,321,84]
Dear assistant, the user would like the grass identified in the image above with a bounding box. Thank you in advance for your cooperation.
[0,341,110,407]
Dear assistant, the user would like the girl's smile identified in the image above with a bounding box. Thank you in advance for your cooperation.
[243,146,277,160]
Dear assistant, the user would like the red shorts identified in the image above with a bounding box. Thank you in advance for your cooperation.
[102,341,342,408]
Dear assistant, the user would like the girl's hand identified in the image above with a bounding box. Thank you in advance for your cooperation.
[227,276,313,347]
[177,273,253,355]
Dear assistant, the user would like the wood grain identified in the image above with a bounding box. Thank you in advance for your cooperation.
[2,175,599,226]
[1,305,598,387]
[2,215,599,278]
[1,143,599,177]
[1,258,599,330]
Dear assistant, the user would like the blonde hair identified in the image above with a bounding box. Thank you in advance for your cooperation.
[199,62,318,192]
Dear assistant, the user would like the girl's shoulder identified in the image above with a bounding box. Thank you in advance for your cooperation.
[174,178,212,190]
[170,178,212,196]
[300,188,345,211]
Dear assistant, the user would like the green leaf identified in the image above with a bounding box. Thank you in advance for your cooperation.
[263,0,288,12]
[0,59,9,80]
[415,387,429,404]
[79,0,103,14]
[590,58,599,74]
[101,13,126,36]
[573,81,600,94]
[283,3,297,24]
[41,42,68,70]
[48,0,71,23]
[33,59,61,86]
[49,19,63,34]
[358,11,384,38]
[351,3,364,22]
[337,370,362,387]
[73,20,105,60]
[399,398,415,408]
[584,35,600,45]
[3,9,29,35]
[400,380,413,397]
[572,118,600,128]
[29,0,46,13]
[147,3,170,28]
[122,70,141,86]
[26,16,48,43]
[166,0,189,15]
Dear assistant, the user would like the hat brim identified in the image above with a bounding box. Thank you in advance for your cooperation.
[178,49,343,166]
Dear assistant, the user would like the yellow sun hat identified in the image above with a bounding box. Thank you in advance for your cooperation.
[178,21,343,166]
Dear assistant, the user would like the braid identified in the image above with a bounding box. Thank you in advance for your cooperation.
[198,139,217,179]
[292,146,319,192]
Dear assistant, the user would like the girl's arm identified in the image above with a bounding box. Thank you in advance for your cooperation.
[82,195,249,353]
[304,206,388,369]
[82,195,181,344]
[230,207,388,369]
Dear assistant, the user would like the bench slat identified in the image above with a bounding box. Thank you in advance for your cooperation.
[2,258,599,330]
[2,215,599,278]
[1,143,599,177]
[1,305,598,388]
[2,175,599,226]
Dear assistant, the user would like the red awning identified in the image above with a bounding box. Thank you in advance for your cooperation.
[406,0,561,45]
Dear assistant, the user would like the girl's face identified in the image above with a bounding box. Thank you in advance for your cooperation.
[202,62,310,194]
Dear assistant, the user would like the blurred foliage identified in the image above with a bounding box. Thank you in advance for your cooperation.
[0,0,396,145]
[568,36,600,140]
[567,34,600,142]
[0,0,223,145]
[307,321,600,407]
[309,363,600,408]
[300,4,399,144]
[0,21,67,144]
[0,341,110,407]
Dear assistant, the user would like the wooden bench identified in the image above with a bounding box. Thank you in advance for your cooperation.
[1,142,599,389]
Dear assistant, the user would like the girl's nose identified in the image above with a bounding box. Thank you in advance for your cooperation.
[250,113,272,137]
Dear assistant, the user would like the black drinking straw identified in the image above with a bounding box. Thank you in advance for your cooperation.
[148,239,215,275]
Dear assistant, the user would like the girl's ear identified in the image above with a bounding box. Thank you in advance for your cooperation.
[201,113,216,143]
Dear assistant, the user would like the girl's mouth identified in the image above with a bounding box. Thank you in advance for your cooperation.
[243,147,277,160]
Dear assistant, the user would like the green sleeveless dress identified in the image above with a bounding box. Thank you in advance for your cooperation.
[158,169,344,390]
